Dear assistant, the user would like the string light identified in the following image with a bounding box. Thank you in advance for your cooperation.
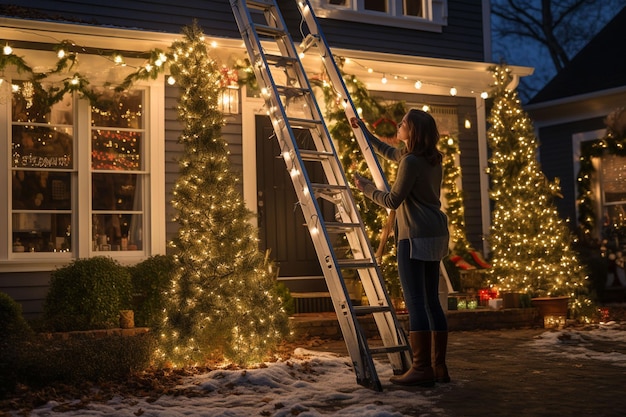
[341,56,487,99]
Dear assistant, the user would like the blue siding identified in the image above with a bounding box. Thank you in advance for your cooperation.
[9,0,486,62]
[308,1,485,61]
[538,117,606,224]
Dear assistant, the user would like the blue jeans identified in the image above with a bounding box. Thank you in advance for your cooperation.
[397,239,448,332]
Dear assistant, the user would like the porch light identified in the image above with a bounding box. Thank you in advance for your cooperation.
[218,86,240,114]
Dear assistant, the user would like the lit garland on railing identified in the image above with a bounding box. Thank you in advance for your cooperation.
[440,135,473,255]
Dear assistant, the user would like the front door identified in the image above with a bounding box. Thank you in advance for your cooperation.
[255,115,325,277]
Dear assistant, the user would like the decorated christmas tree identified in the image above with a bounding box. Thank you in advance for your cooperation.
[155,23,289,367]
[486,64,590,313]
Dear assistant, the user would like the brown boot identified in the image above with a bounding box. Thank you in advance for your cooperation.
[433,331,451,383]
[390,331,435,386]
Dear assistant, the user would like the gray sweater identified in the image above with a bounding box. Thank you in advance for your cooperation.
[359,125,449,261]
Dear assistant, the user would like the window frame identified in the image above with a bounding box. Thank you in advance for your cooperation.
[0,47,165,272]
[311,0,447,32]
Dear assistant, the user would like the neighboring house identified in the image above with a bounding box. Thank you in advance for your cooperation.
[0,0,531,318]
[525,6,626,242]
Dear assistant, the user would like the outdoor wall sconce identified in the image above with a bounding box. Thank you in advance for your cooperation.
[219,86,240,114]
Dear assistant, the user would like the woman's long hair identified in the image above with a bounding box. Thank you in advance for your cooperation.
[403,109,442,166]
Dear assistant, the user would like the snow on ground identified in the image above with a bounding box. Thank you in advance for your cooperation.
[12,323,626,417]
[20,348,440,417]
[529,322,626,366]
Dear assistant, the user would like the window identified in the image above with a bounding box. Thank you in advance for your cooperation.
[11,81,74,254]
[600,154,626,247]
[10,82,147,255]
[90,90,146,252]
[1,46,164,268]
[314,0,445,31]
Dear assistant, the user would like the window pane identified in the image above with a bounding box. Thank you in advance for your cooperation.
[12,213,72,252]
[364,0,386,12]
[602,154,626,203]
[12,171,71,210]
[12,80,74,124]
[12,125,73,169]
[92,214,143,251]
[91,90,143,128]
[92,173,142,211]
[91,129,142,171]
[405,0,423,17]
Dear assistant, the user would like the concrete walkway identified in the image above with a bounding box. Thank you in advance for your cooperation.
[312,327,626,417]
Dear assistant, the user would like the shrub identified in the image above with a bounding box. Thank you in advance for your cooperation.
[43,256,133,331]
[0,292,32,340]
[9,332,156,390]
[0,292,33,397]
[129,255,175,328]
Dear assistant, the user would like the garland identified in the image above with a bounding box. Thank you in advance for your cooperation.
[577,129,626,241]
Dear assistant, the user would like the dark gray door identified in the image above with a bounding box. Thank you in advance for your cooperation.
[255,115,329,277]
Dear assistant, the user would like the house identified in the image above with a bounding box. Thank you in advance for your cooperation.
[525,6,626,246]
[1,0,531,318]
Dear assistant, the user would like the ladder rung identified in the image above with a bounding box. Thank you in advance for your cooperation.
[353,305,391,316]
[310,183,347,194]
[246,0,275,9]
[276,85,310,97]
[369,345,410,355]
[254,24,286,38]
[265,54,298,67]
[336,258,376,269]
[299,149,334,161]
[324,221,361,232]
[287,117,323,130]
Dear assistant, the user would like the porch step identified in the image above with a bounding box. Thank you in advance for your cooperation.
[290,308,542,339]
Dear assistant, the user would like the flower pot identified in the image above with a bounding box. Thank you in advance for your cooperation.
[531,296,569,328]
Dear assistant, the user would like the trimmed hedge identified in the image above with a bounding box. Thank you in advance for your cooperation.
[43,256,133,331]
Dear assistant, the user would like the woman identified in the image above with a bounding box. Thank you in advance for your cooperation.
[352,109,450,386]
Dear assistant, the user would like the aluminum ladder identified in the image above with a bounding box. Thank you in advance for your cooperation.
[230,0,412,391]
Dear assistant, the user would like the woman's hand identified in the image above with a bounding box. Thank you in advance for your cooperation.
[353,173,369,191]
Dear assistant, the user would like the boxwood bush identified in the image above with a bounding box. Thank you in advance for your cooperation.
[43,256,133,331]
[129,254,175,328]
[0,292,34,397]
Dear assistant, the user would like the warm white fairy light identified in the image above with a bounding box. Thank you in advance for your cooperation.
[3,44,12,55]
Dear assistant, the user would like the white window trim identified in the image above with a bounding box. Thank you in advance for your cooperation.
[310,0,448,32]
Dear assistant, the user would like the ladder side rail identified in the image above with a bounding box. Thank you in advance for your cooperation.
[296,0,389,193]
[295,0,401,321]
[294,0,411,368]
[232,0,374,383]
